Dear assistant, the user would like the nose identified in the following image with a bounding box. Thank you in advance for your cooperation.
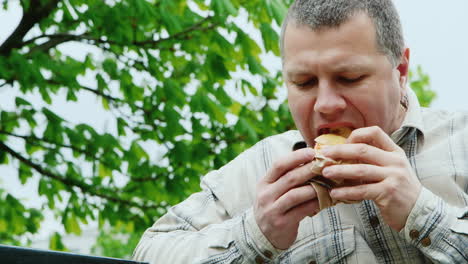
[313,81,346,117]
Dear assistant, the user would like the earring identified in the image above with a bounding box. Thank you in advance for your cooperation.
[400,94,409,111]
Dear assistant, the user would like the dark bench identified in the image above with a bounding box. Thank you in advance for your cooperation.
[0,244,149,264]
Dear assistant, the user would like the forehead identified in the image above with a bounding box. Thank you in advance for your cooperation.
[282,13,384,74]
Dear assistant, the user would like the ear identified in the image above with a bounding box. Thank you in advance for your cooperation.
[396,48,410,90]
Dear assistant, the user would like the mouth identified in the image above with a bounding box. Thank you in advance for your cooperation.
[317,123,356,136]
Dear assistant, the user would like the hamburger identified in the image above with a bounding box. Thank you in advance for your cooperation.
[308,127,357,211]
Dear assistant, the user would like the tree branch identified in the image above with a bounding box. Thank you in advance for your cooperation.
[0,129,122,174]
[0,140,159,210]
[79,84,124,104]
[20,16,217,51]
[0,0,61,55]
[28,34,78,54]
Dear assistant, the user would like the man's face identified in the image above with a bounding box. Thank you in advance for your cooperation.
[283,13,408,146]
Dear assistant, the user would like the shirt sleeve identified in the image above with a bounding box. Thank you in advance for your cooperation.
[132,143,282,263]
[400,187,468,263]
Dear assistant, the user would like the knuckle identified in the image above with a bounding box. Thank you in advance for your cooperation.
[384,180,398,195]
[256,191,270,207]
[288,189,305,204]
[272,217,286,229]
[271,162,286,174]
[370,125,380,133]
[361,187,372,200]
[357,144,368,157]
[355,165,368,176]
[283,171,300,187]
[395,158,407,168]
[396,147,407,156]
[392,152,407,167]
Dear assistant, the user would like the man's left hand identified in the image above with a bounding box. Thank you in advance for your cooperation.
[320,126,422,231]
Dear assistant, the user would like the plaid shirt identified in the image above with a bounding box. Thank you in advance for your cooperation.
[133,89,468,263]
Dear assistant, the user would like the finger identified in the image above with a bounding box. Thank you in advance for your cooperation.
[322,164,388,183]
[285,198,320,221]
[347,126,399,152]
[275,185,317,213]
[272,160,320,198]
[330,182,381,202]
[264,148,315,183]
[321,143,400,166]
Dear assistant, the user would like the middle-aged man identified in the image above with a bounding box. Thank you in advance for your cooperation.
[133,0,468,263]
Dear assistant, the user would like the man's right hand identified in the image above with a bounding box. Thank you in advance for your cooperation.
[254,148,320,250]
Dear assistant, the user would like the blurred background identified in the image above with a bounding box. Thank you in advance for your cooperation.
[0,0,465,259]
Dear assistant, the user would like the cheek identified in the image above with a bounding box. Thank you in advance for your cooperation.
[353,82,400,127]
[288,93,315,127]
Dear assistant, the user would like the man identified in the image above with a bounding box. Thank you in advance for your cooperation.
[133,0,468,263]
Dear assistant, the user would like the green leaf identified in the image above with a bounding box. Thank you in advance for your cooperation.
[236,117,258,142]
[66,89,78,101]
[49,232,67,251]
[199,92,227,124]
[102,59,119,79]
[96,74,107,92]
[15,97,32,108]
[102,97,110,110]
[0,218,7,233]
[163,79,186,107]
[64,213,81,235]
[270,0,288,25]
[260,23,280,55]
[18,163,33,185]
[116,117,127,136]
[242,79,259,96]
[38,178,48,196]
[0,151,8,165]
[98,163,112,178]
[229,102,242,115]
[160,3,183,33]
[247,55,266,75]
[207,52,230,80]
[220,0,238,16]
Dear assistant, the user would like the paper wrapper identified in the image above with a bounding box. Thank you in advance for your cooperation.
[309,153,359,211]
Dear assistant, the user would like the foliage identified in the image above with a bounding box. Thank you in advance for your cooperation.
[409,65,436,107]
[0,0,294,256]
[91,226,142,259]
[0,0,434,258]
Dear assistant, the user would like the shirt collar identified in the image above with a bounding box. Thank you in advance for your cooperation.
[390,88,426,145]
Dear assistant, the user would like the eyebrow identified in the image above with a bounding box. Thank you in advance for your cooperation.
[285,63,372,79]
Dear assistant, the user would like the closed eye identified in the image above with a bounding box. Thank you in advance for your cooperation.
[338,75,366,84]
[294,78,318,88]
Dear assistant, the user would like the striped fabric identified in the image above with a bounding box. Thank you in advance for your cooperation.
[133,89,468,263]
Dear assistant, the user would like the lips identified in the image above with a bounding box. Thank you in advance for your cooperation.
[317,122,356,136]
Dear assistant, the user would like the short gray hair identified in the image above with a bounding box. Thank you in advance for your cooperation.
[280,0,405,66]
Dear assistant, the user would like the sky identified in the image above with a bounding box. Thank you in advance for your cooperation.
[0,0,468,247]
[393,0,468,110]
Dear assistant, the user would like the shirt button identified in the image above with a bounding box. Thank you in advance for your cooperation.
[263,250,273,259]
[369,216,380,228]
[409,229,420,240]
[255,256,265,264]
[421,236,431,247]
